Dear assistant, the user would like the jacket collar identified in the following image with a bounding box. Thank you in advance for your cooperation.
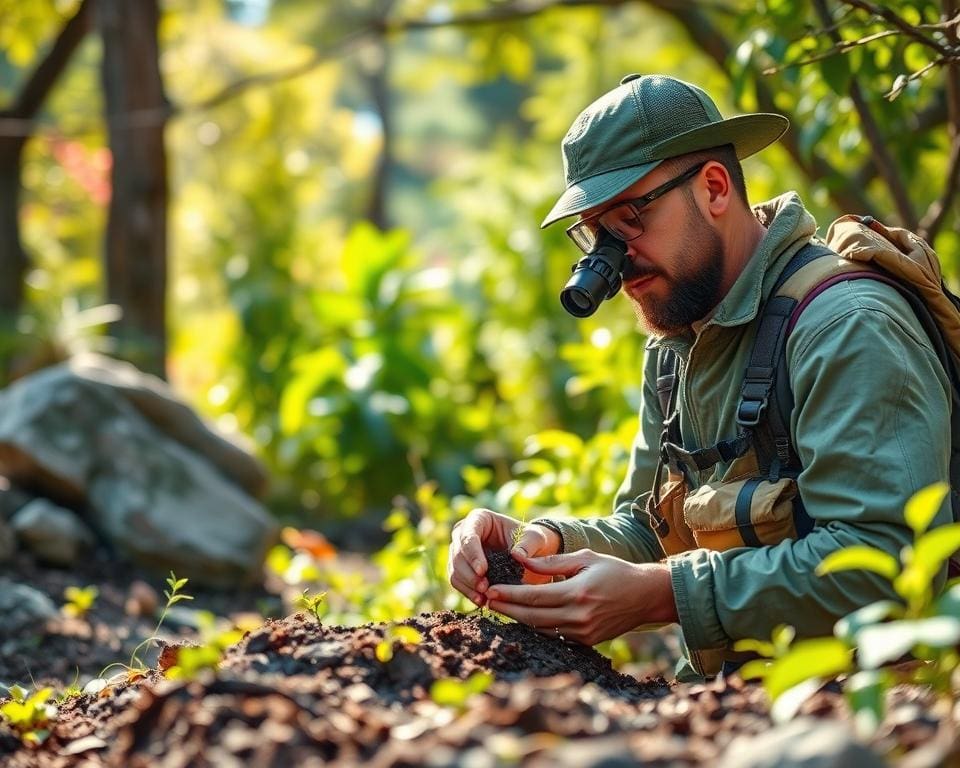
[645,192,818,350]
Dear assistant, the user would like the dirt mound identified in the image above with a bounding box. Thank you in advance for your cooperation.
[0,610,956,766]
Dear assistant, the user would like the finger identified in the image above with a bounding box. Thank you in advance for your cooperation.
[453,510,495,578]
[449,555,488,596]
[485,581,570,608]
[513,550,592,578]
[513,524,558,559]
[449,573,488,607]
[486,600,568,632]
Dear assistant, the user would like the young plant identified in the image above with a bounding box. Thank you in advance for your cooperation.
[0,684,57,746]
[429,671,494,711]
[375,624,424,663]
[61,585,99,619]
[99,571,193,681]
[295,589,327,623]
[739,482,960,730]
[163,611,245,681]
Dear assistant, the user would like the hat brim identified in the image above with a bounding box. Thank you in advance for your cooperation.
[541,112,789,229]
[540,159,662,229]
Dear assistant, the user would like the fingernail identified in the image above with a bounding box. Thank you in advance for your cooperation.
[477,579,488,593]
[473,560,484,573]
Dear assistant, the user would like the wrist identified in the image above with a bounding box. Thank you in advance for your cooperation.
[528,520,564,554]
[635,562,679,624]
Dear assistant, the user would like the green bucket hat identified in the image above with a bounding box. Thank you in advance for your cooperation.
[541,74,789,228]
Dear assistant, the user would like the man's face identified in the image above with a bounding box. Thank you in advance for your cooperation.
[581,166,725,335]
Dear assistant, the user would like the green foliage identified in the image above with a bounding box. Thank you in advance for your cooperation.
[61,584,98,619]
[375,624,424,663]
[0,684,56,746]
[741,483,960,731]
[100,571,194,680]
[164,611,245,681]
[429,670,494,710]
[295,588,327,623]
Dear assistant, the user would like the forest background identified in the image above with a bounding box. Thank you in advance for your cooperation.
[1,0,958,624]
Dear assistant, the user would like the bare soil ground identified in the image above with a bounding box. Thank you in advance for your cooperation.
[1,554,958,766]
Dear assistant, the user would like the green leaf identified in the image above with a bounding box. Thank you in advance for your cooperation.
[820,52,851,96]
[845,670,889,738]
[910,523,960,581]
[935,582,960,619]
[738,659,772,681]
[375,640,394,663]
[771,678,822,724]
[856,617,960,669]
[732,638,775,657]
[816,546,899,581]
[834,600,903,644]
[391,626,423,645]
[430,671,493,708]
[764,638,852,701]
[904,482,950,535]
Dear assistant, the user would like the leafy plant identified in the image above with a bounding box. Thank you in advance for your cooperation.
[163,611,245,681]
[100,571,193,680]
[0,684,56,746]
[739,482,960,730]
[429,671,494,711]
[295,589,327,623]
[61,585,98,619]
[374,624,424,663]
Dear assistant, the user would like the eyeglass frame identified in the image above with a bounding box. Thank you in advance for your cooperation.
[565,161,708,254]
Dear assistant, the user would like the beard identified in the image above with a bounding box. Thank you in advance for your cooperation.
[627,202,725,336]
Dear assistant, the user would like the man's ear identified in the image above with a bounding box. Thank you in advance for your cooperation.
[700,161,732,219]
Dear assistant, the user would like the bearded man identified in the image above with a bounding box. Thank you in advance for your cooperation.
[446,74,951,678]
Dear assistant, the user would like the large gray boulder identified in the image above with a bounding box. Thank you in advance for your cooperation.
[0,355,278,586]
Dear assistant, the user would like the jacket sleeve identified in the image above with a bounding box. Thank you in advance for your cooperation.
[533,347,665,562]
[670,280,953,653]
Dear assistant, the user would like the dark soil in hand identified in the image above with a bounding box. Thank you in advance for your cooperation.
[485,548,524,586]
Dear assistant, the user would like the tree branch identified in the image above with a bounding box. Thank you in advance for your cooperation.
[654,1,876,215]
[838,0,954,57]
[918,0,960,242]
[0,0,92,144]
[813,0,916,226]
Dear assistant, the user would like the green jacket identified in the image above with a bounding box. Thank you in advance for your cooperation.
[540,193,951,666]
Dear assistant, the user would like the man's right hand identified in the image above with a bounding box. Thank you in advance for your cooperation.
[447,508,561,606]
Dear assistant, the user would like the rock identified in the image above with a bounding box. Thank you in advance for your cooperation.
[10,498,95,566]
[0,578,58,634]
[0,477,32,521]
[0,516,14,564]
[720,717,885,768]
[0,358,279,586]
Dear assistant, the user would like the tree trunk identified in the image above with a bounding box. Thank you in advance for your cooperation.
[97,0,169,378]
[0,0,91,374]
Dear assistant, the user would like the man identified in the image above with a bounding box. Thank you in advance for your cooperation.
[446,74,951,677]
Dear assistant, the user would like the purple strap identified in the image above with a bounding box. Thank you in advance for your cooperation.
[786,271,903,335]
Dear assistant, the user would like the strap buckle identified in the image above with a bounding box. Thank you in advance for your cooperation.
[737,398,767,427]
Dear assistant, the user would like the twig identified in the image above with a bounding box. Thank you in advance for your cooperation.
[886,58,945,99]
[814,0,916,227]
[761,29,898,75]
[837,0,954,57]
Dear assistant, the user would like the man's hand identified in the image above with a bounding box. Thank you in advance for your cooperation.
[447,509,561,606]
[484,549,678,646]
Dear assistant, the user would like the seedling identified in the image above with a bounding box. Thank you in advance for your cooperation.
[0,684,56,745]
[429,671,493,711]
[163,611,244,681]
[295,589,327,623]
[99,571,193,680]
[375,624,424,663]
[61,585,99,619]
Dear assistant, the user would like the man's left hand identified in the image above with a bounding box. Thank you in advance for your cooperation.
[484,549,679,646]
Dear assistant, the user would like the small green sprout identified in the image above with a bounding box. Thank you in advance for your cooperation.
[295,589,327,623]
[164,611,244,681]
[0,685,57,745]
[375,624,424,663]
[62,585,99,619]
[429,671,494,710]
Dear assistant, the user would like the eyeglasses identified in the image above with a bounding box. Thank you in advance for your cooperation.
[565,162,707,254]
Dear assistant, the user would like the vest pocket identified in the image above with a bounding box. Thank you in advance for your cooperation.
[683,476,798,552]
